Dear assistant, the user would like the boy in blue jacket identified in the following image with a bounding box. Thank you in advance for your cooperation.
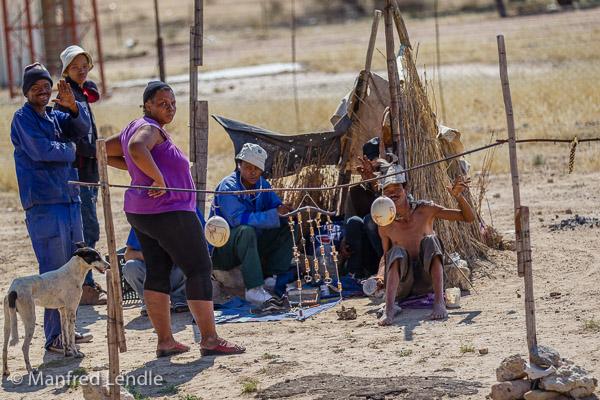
[209,143,294,305]
[10,63,91,353]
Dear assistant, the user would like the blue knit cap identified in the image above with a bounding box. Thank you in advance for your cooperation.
[22,63,53,95]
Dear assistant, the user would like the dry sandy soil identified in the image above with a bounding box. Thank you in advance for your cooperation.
[0,168,599,399]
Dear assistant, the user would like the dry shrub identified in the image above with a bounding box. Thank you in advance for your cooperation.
[399,29,487,260]
[270,146,340,212]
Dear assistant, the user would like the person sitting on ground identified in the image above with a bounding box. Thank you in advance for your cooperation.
[209,143,294,305]
[123,228,189,316]
[105,81,244,357]
[374,161,474,325]
[340,137,384,279]
[122,205,205,315]
[54,45,106,305]
[10,62,92,353]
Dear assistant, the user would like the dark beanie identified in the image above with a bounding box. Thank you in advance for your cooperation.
[143,81,171,104]
[22,63,53,95]
[362,137,380,161]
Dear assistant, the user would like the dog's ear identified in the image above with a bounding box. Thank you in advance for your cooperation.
[74,247,102,265]
[75,241,86,249]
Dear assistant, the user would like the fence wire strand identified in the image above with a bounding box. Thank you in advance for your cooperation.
[70,136,600,195]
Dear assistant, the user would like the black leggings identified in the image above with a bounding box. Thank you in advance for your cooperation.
[126,211,213,301]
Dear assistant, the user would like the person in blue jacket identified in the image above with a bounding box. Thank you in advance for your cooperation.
[209,143,294,305]
[122,206,206,316]
[10,63,91,353]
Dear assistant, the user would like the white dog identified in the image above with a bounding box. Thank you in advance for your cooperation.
[2,243,109,375]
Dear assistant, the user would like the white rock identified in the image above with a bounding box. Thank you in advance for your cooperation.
[81,374,135,400]
[444,261,471,290]
[497,354,527,382]
[523,389,561,400]
[539,364,598,398]
[524,362,556,380]
[491,379,531,400]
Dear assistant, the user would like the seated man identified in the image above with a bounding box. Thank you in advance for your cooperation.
[122,229,189,316]
[340,137,383,278]
[374,162,474,324]
[121,205,206,315]
[209,143,294,305]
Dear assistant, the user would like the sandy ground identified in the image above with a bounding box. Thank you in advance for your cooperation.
[0,168,599,399]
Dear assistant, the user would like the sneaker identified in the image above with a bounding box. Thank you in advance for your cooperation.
[47,335,80,353]
[245,286,273,305]
[75,331,93,343]
[140,304,148,317]
[264,275,277,290]
[80,284,107,305]
[250,296,291,315]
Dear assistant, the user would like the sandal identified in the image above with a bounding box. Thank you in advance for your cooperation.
[156,342,190,358]
[200,339,245,356]
[172,303,189,313]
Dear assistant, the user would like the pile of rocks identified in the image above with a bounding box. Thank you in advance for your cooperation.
[490,345,597,400]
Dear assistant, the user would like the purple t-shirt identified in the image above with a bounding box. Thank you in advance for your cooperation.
[120,117,195,214]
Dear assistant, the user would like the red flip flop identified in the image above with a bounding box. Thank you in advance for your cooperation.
[200,339,246,356]
[156,342,190,358]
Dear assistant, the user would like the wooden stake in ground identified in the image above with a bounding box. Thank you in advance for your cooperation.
[189,0,209,213]
[336,9,381,210]
[97,139,127,400]
[497,35,537,357]
[384,0,407,168]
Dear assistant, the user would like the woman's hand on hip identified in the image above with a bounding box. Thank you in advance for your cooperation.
[148,179,166,198]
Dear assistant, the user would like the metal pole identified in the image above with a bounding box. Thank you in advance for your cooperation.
[291,0,300,133]
[24,0,35,64]
[153,0,166,81]
[1,0,15,97]
[67,0,77,44]
[90,0,107,96]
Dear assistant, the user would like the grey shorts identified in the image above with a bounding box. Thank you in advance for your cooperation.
[384,235,445,301]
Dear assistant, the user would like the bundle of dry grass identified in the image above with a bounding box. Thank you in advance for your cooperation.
[270,148,340,212]
[396,13,487,260]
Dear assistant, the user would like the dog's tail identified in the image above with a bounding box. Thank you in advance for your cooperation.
[6,291,19,346]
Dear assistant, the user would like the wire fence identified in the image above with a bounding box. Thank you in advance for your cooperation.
[417,9,600,171]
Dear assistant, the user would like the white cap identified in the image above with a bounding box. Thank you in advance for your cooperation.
[60,45,94,76]
[380,163,406,189]
[235,143,267,171]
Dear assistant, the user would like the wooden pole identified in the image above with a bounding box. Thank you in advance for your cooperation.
[335,9,381,211]
[355,9,381,105]
[497,35,537,356]
[384,0,406,169]
[189,0,209,213]
[97,139,126,400]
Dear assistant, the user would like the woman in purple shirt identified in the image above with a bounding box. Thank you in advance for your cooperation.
[106,82,244,357]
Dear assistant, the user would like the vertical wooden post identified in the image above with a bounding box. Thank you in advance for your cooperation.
[97,139,127,400]
[335,10,381,212]
[356,9,381,105]
[497,35,537,356]
[384,0,406,169]
[189,0,208,213]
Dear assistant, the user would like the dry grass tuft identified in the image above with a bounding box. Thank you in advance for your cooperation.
[400,30,487,260]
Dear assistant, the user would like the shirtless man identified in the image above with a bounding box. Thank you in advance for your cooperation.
[374,163,474,325]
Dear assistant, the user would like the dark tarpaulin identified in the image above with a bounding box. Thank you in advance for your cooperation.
[212,115,345,178]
